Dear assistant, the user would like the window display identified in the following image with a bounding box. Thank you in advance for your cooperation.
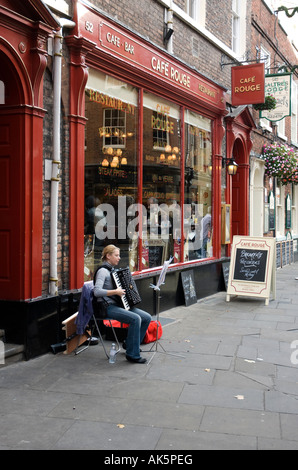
[84,70,139,280]
[141,92,181,269]
[184,109,212,260]
[84,70,214,278]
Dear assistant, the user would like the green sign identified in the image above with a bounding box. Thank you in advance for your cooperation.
[261,73,292,122]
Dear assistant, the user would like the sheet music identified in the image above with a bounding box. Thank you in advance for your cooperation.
[150,256,173,291]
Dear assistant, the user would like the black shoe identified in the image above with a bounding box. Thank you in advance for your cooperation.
[83,336,99,346]
[122,341,142,352]
[126,355,147,364]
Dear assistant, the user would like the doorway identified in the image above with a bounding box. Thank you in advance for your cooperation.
[0,51,24,300]
[231,138,249,238]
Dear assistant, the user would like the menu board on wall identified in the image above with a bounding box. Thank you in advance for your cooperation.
[226,236,276,305]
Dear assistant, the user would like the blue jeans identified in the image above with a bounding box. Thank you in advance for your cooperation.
[106,304,151,359]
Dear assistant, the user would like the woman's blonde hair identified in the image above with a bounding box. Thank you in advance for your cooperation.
[101,244,119,261]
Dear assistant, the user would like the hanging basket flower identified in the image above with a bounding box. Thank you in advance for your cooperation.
[261,143,298,185]
[253,95,277,111]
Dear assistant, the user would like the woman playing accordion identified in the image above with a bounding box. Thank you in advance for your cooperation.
[93,244,151,364]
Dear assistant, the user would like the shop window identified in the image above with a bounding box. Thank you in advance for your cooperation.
[184,109,212,261]
[142,91,181,269]
[84,70,139,280]
[84,70,215,276]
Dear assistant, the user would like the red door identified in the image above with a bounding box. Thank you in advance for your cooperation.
[0,112,22,300]
[231,139,249,238]
[232,169,242,237]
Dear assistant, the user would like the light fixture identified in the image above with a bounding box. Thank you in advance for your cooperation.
[111,156,119,166]
[102,158,109,167]
[226,158,238,176]
[121,157,127,165]
[221,157,238,175]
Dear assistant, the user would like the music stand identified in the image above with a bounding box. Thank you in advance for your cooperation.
[146,257,185,364]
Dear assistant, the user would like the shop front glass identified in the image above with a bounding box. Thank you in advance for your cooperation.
[84,70,214,278]
[84,70,139,280]
[184,109,212,261]
[141,91,181,269]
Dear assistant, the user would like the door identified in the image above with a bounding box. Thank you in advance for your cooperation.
[231,138,248,238]
[0,112,22,300]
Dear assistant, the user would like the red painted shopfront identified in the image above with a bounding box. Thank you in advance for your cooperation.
[0,0,255,359]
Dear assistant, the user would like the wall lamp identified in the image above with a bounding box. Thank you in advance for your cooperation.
[223,157,238,175]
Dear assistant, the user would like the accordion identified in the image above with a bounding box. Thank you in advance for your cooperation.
[112,267,141,310]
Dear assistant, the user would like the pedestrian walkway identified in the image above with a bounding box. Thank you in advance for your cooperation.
[1,263,298,450]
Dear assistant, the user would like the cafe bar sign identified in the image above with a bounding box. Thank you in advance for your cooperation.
[231,63,265,106]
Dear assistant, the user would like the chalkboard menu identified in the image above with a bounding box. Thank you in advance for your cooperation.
[147,240,166,268]
[233,248,267,282]
[149,245,164,268]
[226,236,276,305]
[181,270,197,306]
[222,261,230,290]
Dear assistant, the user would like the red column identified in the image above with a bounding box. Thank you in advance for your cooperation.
[213,117,225,259]
[66,36,96,289]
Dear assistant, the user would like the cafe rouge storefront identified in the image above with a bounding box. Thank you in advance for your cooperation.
[68,0,228,312]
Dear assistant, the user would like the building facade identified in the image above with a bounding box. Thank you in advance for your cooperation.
[249,0,298,265]
[1,0,296,360]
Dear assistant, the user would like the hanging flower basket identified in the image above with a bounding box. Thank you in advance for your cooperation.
[253,95,277,111]
[261,143,298,185]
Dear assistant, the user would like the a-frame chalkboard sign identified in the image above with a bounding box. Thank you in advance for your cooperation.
[226,236,276,305]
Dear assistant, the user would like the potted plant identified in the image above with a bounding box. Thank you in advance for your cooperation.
[261,143,298,185]
[253,95,277,111]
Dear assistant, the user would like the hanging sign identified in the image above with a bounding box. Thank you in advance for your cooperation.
[231,63,265,106]
[261,73,292,122]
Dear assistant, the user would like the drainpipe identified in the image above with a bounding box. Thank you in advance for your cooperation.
[166,1,174,54]
[49,18,76,296]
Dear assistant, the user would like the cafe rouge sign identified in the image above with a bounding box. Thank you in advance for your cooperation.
[231,63,265,106]
[76,1,225,110]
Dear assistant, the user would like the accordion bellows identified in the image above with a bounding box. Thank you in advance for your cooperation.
[112,267,141,310]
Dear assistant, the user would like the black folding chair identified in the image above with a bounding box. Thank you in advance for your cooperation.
[75,314,121,358]
[74,282,121,358]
